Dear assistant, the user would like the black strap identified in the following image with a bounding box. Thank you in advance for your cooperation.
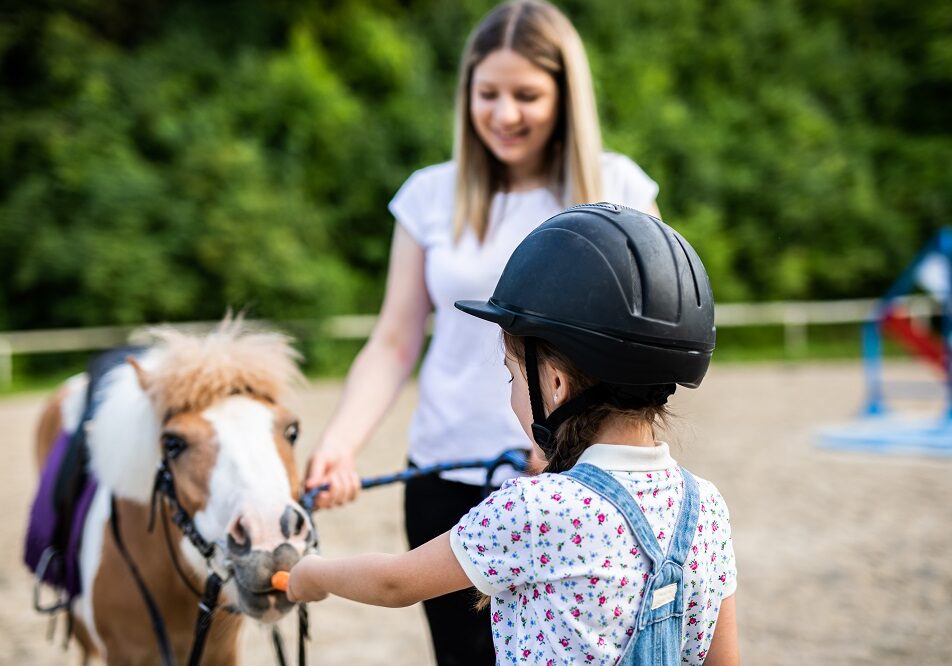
[269,603,308,666]
[525,338,604,454]
[523,338,675,455]
[151,460,215,559]
[272,626,288,666]
[186,572,223,666]
[298,603,310,666]
[159,497,204,598]
[109,496,175,666]
[523,339,554,452]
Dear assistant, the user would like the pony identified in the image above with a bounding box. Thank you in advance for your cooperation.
[30,317,314,664]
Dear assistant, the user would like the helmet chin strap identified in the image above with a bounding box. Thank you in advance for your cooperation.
[523,338,677,458]
[524,338,610,456]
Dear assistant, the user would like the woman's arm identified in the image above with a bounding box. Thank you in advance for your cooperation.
[704,593,739,665]
[286,532,471,608]
[305,224,432,508]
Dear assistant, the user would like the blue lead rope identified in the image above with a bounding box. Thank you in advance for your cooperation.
[300,448,529,513]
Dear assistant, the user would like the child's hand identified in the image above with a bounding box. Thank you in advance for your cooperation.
[286,554,329,603]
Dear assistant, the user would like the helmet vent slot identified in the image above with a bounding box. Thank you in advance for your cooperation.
[673,233,702,308]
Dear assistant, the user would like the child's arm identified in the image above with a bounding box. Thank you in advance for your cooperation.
[286,531,472,608]
[703,593,739,665]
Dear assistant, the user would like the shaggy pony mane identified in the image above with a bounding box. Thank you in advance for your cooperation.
[142,316,304,416]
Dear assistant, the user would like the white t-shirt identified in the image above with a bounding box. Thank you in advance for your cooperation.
[388,153,659,484]
[449,443,737,665]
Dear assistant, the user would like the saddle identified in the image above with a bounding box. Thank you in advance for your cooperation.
[24,347,144,612]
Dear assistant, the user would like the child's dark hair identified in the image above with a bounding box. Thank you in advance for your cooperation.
[502,332,670,473]
[474,332,670,611]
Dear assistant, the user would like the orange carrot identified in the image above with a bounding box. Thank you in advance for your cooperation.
[271,571,290,592]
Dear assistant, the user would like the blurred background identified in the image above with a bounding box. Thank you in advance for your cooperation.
[1,0,950,383]
[2,1,952,664]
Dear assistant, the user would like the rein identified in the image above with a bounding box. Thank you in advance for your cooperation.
[300,448,529,513]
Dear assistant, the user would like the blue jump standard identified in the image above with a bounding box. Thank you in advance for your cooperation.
[828,227,952,458]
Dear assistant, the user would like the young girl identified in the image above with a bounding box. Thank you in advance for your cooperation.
[305,1,660,661]
[290,205,739,665]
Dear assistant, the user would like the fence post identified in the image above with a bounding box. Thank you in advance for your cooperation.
[0,338,11,389]
[783,307,808,356]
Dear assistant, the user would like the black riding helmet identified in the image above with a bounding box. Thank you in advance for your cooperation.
[455,203,715,454]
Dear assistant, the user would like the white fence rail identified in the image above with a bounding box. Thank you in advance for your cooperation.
[0,297,939,388]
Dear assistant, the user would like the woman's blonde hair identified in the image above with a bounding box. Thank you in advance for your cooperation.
[452,0,603,243]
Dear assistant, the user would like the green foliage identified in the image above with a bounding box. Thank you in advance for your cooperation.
[1,0,950,334]
[577,0,952,301]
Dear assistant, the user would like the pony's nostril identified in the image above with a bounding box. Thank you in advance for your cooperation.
[280,505,308,539]
[227,516,252,556]
[273,542,301,571]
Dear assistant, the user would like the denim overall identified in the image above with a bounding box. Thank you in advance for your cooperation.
[564,463,700,666]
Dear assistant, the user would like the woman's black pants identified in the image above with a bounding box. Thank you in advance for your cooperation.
[404,471,496,666]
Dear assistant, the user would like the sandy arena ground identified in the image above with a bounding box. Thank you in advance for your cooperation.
[1,361,950,665]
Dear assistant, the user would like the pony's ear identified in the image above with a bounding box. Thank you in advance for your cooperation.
[127,356,151,392]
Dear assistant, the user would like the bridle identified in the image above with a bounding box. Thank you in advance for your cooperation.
[112,447,528,665]
[110,450,316,666]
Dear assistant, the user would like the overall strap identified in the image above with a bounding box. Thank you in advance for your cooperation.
[564,464,665,567]
[664,468,700,567]
[566,464,701,666]
[564,464,701,567]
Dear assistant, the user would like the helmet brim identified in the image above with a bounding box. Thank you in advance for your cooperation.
[456,299,711,388]
[454,299,516,327]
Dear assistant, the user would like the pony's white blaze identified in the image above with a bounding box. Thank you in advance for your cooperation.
[197,396,296,552]
[75,486,110,653]
[86,352,163,504]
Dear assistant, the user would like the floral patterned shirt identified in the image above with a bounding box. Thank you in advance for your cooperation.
[450,443,736,665]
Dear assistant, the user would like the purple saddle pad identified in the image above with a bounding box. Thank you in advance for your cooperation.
[24,429,98,601]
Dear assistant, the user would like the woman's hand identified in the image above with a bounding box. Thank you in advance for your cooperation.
[304,445,362,509]
[300,225,431,510]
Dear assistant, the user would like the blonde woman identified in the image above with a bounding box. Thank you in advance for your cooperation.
[305,1,661,662]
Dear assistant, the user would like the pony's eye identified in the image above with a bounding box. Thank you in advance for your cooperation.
[284,422,299,446]
[161,433,188,459]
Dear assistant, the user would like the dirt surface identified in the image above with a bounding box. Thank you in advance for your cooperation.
[2,361,950,665]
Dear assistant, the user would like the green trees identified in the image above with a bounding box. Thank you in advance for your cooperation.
[1,0,949,331]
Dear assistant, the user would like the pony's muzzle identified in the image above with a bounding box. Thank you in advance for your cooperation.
[226,541,302,620]
[226,503,312,557]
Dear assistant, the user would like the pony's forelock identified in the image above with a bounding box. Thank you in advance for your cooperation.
[86,316,304,501]
[143,316,305,417]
